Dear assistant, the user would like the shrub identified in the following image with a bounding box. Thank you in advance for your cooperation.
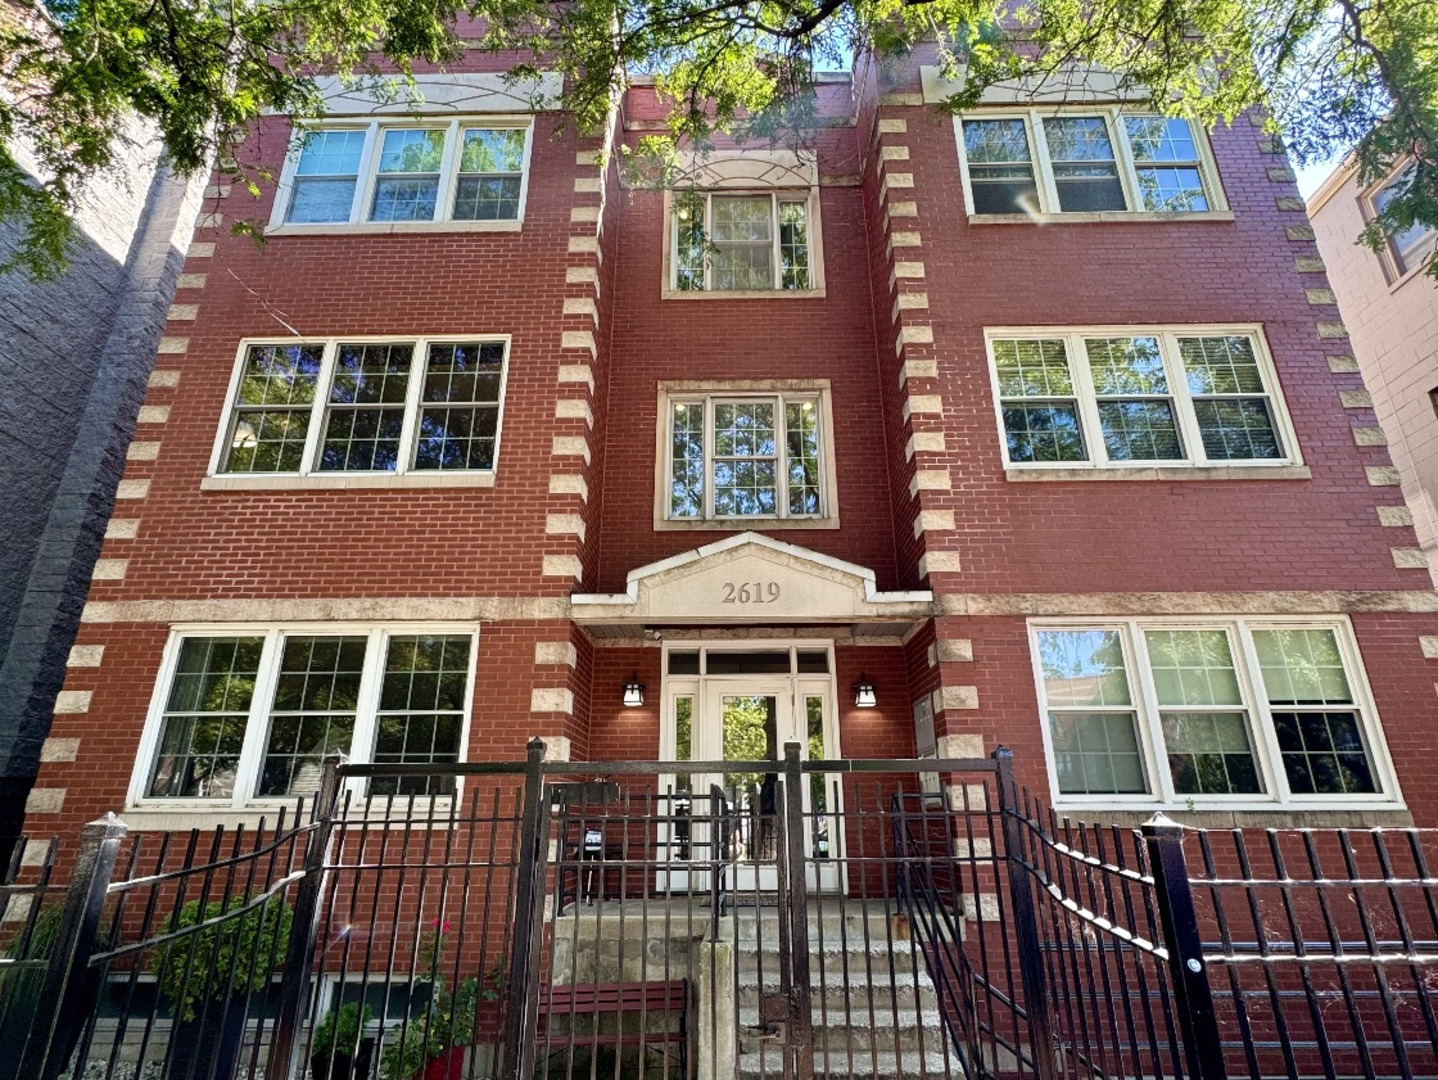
[150,896,292,1021]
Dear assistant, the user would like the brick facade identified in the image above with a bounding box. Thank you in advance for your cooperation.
[27,46,1438,848]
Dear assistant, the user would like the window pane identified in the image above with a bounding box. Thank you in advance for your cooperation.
[1124,117,1200,163]
[259,636,365,797]
[1096,401,1183,461]
[1163,712,1263,794]
[778,201,810,289]
[711,196,773,290]
[670,402,705,518]
[1272,711,1377,794]
[667,650,700,675]
[225,345,324,473]
[1191,399,1282,460]
[414,342,504,470]
[1085,337,1168,395]
[1252,629,1353,705]
[1145,630,1242,706]
[458,128,524,173]
[1037,630,1133,707]
[318,343,413,472]
[1050,712,1147,794]
[371,130,446,222]
[289,179,359,224]
[673,192,706,291]
[372,635,470,797]
[288,130,365,224]
[785,399,822,515]
[1043,117,1126,212]
[964,119,1038,215]
[714,460,777,515]
[1003,404,1086,462]
[149,637,263,799]
[1373,170,1436,271]
[453,177,522,222]
[1134,167,1209,212]
[714,402,776,457]
[994,339,1074,396]
[713,401,777,516]
[1179,337,1265,395]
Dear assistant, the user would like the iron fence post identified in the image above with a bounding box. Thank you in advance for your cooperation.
[28,811,128,1080]
[502,737,549,1080]
[266,756,344,1080]
[994,746,1060,1080]
[1143,814,1227,1080]
[782,741,815,1080]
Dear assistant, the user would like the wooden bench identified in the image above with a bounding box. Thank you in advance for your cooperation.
[535,980,689,1077]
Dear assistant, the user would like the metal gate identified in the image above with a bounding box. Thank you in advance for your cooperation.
[6,740,1438,1079]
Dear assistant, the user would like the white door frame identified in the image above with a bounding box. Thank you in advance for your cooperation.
[657,640,845,892]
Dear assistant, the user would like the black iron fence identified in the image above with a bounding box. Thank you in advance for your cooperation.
[2,742,1436,1080]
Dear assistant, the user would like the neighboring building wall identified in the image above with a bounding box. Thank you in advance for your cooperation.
[0,120,203,845]
[1309,161,1438,584]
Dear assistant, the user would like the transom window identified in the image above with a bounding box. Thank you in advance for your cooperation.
[1371,166,1436,276]
[215,337,508,477]
[986,328,1296,469]
[666,391,828,521]
[958,109,1222,218]
[671,191,815,292]
[1030,619,1394,808]
[276,119,530,229]
[137,627,476,806]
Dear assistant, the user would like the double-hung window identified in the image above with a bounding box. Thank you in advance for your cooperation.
[1030,619,1396,809]
[274,119,531,229]
[987,327,1297,470]
[214,337,508,480]
[1370,166,1436,276]
[671,191,816,292]
[958,109,1224,218]
[664,390,830,522]
[136,627,477,806]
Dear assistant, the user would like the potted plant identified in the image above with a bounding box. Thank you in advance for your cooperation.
[151,895,292,1080]
[311,1000,376,1080]
[378,975,478,1080]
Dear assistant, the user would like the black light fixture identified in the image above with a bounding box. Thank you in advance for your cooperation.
[853,673,877,708]
[622,674,645,708]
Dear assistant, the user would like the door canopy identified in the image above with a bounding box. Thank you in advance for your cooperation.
[571,533,932,628]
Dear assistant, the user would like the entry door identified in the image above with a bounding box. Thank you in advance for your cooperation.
[697,682,842,893]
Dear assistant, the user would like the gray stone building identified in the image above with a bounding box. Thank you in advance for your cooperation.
[0,126,202,852]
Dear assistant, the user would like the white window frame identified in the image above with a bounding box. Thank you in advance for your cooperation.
[267,117,534,234]
[663,188,825,297]
[953,107,1229,221]
[1027,616,1401,812]
[127,623,479,810]
[1364,162,1438,283]
[205,334,510,488]
[654,382,840,529]
[984,325,1302,471]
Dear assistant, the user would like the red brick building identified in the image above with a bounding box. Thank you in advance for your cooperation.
[27,44,1438,848]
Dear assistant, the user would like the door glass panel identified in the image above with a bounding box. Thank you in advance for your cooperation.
[723,695,778,863]
[673,695,694,859]
[706,650,791,675]
[806,696,830,860]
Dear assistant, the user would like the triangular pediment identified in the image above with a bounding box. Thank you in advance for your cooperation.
[571,533,932,625]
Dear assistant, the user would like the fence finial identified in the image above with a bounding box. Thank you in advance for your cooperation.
[82,811,128,838]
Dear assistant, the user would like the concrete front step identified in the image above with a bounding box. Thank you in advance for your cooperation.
[738,1005,945,1054]
[736,970,939,1013]
[738,1046,962,1080]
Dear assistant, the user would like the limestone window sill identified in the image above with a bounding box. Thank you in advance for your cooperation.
[264,220,523,237]
[654,516,841,531]
[660,288,826,301]
[1005,465,1311,483]
[1053,805,1410,829]
[201,472,496,491]
[969,210,1235,226]
[122,800,455,831]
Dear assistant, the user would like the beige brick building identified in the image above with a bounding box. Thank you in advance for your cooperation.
[1309,159,1438,582]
